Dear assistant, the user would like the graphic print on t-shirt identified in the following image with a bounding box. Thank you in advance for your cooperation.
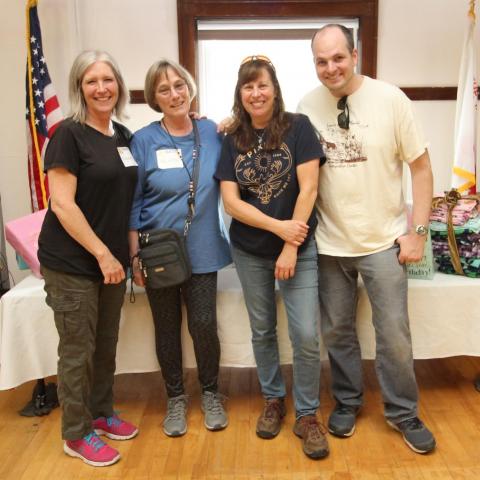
[320,123,367,167]
[234,143,293,204]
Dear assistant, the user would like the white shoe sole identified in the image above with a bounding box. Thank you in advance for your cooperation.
[328,423,355,437]
[386,420,434,454]
[63,442,120,467]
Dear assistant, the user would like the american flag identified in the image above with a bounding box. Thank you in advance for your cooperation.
[26,0,63,211]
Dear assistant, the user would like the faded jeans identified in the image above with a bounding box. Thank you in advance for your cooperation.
[318,245,419,422]
[232,239,321,418]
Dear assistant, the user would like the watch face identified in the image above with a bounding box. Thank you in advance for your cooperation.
[415,225,428,236]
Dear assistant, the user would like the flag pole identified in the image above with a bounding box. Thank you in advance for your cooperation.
[26,0,48,210]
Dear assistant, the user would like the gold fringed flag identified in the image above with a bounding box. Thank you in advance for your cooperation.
[25,0,63,211]
[452,0,478,194]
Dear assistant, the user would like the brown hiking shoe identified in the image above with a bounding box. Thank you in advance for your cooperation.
[293,415,329,460]
[256,398,286,439]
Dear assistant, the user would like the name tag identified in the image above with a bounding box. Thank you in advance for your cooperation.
[156,148,183,169]
[117,147,137,167]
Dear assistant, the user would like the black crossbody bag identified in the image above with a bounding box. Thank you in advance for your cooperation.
[136,120,200,289]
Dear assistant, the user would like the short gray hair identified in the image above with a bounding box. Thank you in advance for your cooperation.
[144,59,197,113]
[68,50,129,123]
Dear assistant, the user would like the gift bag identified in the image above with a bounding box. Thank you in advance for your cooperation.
[5,209,47,278]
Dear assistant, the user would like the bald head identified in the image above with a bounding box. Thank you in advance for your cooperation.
[311,24,354,54]
[310,24,360,97]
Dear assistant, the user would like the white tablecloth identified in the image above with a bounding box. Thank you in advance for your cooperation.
[1,269,480,390]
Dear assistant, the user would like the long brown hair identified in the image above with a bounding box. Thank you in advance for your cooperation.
[227,58,291,153]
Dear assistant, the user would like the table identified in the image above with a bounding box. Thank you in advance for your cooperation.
[1,269,479,390]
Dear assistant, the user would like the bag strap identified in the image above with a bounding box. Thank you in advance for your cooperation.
[431,188,480,275]
[129,254,139,303]
[184,119,201,236]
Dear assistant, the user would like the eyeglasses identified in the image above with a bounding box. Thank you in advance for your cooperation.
[337,95,349,130]
[240,55,275,70]
[156,81,188,98]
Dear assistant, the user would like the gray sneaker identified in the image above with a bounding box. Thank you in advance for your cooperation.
[201,391,228,431]
[328,403,360,437]
[387,416,436,454]
[163,394,188,437]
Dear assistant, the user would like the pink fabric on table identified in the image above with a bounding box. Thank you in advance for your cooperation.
[430,199,480,225]
[5,209,47,278]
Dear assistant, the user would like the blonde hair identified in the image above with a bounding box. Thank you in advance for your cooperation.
[68,50,129,123]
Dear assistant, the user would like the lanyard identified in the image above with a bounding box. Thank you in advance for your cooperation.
[162,119,201,235]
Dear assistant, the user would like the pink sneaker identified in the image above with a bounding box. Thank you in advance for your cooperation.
[93,414,139,440]
[64,432,120,467]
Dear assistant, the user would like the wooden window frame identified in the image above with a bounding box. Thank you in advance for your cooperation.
[177,0,378,80]
[130,1,457,103]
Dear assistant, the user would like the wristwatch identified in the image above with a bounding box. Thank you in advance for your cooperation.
[413,224,428,236]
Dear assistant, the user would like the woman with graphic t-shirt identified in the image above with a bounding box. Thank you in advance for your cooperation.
[38,51,138,468]
[215,55,327,461]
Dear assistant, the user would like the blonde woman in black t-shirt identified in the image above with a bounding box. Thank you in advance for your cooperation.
[215,55,328,461]
[38,50,138,467]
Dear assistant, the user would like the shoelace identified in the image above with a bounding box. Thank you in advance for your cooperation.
[263,400,283,420]
[204,393,226,414]
[106,415,122,427]
[398,417,423,431]
[84,432,105,452]
[336,404,358,416]
[166,396,188,420]
[301,417,327,441]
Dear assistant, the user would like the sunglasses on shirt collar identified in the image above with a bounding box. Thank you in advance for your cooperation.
[337,95,350,130]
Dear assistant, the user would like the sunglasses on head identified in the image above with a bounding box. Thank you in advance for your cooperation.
[337,95,350,130]
[240,54,275,70]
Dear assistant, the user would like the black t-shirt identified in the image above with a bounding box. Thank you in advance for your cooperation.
[215,113,325,258]
[38,118,138,277]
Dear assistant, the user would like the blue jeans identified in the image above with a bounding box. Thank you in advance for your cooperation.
[232,239,321,418]
[318,245,419,422]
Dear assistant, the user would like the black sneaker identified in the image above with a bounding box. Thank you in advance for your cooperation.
[328,403,360,437]
[387,417,436,454]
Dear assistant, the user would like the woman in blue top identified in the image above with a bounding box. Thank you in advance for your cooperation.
[215,55,327,460]
[129,59,231,437]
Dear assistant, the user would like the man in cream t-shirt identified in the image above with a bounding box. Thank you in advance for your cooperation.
[298,24,436,454]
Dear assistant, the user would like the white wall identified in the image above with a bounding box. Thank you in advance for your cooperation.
[0,0,479,283]
[378,0,480,200]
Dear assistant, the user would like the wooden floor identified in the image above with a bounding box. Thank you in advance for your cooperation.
[1,358,480,479]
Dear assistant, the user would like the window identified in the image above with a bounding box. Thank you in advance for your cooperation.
[197,18,360,118]
[177,0,378,99]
